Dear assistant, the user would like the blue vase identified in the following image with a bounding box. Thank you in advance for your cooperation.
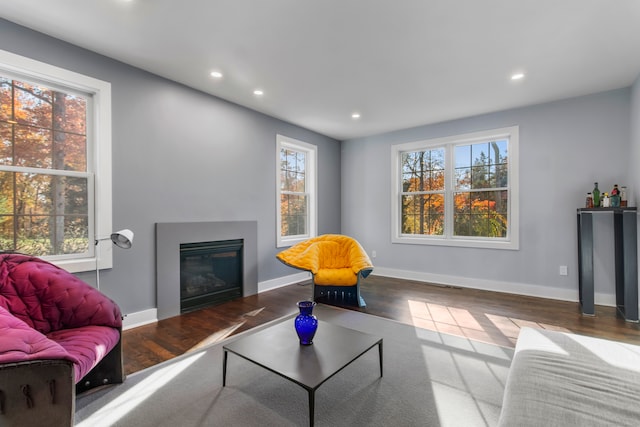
[294,301,318,345]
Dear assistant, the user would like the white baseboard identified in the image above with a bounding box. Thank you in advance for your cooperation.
[258,271,311,293]
[122,308,157,330]
[372,267,617,307]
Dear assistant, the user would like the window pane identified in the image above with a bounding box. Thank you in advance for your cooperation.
[295,151,305,172]
[491,139,508,164]
[15,214,89,256]
[281,148,306,192]
[495,163,508,187]
[471,165,490,189]
[53,92,86,134]
[401,149,444,192]
[455,145,471,168]
[456,141,510,190]
[455,167,471,190]
[13,80,52,128]
[0,78,12,122]
[1,78,87,172]
[286,149,296,171]
[53,131,87,172]
[0,122,11,162]
[281,194,308,237]
[14,124,52,168]
[294,172,306,192]
[0,171,89,255]
[401,193,444,235]
[283,148,306,174]
[454,190,507,238]
[0,216,14,249]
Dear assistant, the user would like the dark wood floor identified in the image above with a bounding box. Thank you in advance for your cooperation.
[122,275,640,375]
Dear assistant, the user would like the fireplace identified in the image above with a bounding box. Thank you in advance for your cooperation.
[156,221,258,321]
[180,239,243,313]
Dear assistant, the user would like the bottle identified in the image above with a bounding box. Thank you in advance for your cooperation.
[610,184,621,207]
[621,186,628,207]
[592,182,600,207]
[602,192,610,208]
[586,193,593,208]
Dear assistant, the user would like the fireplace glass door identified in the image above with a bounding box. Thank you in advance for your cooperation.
[180,239,243,313]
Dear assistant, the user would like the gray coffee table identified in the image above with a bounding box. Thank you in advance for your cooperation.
[222,319,383,426]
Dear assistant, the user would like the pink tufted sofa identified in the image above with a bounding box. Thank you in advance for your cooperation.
[0,253,124,426]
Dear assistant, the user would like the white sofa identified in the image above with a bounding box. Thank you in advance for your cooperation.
[498,327,640,426]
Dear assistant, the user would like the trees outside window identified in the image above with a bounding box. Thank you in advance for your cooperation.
[392,126,519,250]
[276,135,317,248]
[0,76,90,256]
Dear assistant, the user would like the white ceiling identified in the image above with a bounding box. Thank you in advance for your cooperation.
[1,0,640,140]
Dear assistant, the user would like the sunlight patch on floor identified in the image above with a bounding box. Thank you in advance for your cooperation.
[243,307,265,317]
[407,299,571,346]
[486,314,571,338]
[187,321,246,353]
[76,352,205,427]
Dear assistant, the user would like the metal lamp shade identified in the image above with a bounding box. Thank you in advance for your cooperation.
[110,229,134,249]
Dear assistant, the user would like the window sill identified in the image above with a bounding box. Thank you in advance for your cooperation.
[392,235,519,250]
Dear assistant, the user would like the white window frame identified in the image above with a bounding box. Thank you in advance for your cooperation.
[0,49,113,272]
[276,134,317,248]
[391,126,519,250]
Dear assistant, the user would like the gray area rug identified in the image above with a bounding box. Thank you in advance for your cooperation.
[75,304,513,427]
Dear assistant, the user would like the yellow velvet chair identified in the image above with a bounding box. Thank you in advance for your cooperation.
[276,234,373,307]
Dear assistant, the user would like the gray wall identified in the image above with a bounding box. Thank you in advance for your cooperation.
[0,19,342,316]
[342,89,632,304]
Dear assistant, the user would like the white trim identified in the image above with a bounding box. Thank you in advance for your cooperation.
[391,126,519,250]
[0,49,112,273]
[276,134,317,247]
[258,271,311,293]
[122,309,158,330]
[371,267,618,306]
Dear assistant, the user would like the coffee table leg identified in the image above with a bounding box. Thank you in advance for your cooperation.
[223,350,228,386]
[308,388,315,427]
[378,340,384,377]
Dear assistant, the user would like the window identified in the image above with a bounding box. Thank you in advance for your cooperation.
[276,134,317,247]
[392,126,519,249]
[0,50,112,272]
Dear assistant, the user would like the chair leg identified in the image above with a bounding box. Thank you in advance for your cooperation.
[356,283,366,308]
[313,282,365,307]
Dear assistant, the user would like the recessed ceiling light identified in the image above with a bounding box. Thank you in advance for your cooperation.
[210,71,223,79]
[511,73,525,80]
[253,89,264,96]
[351,112,361,119]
